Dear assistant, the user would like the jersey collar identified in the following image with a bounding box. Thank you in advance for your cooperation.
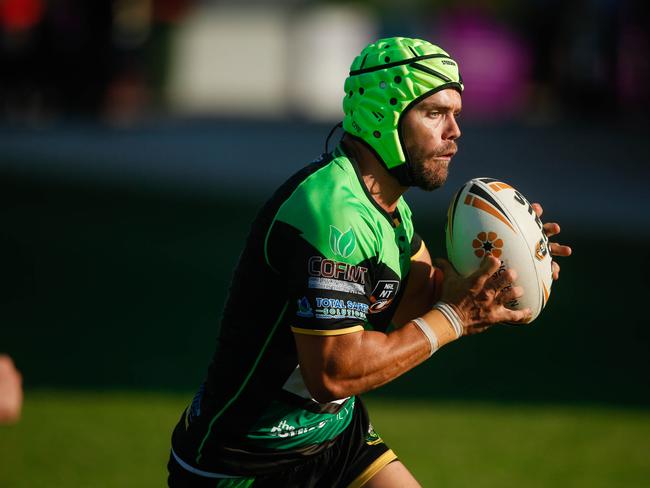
[333,144,401,229]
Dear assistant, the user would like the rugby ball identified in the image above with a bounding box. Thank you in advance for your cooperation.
[445,177,553,323]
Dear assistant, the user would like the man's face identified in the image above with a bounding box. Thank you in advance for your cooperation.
[401,88,462,191]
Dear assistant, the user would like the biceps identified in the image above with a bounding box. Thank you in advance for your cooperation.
[294,331,362,378]
[292,330,366,400]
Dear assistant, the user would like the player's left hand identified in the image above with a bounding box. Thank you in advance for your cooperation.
[532,203,572,280]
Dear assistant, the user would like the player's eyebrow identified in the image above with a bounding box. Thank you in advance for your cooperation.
[418,101,459,113]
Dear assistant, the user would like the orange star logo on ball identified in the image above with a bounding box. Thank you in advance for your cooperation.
[472,231,503,258]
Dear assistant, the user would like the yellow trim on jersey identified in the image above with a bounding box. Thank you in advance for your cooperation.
[291,325,364,336]
[347,449,398,488]
[411,240,426,261]
[366,436,384,446]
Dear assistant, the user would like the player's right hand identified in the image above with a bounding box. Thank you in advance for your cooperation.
[434,256,531,335]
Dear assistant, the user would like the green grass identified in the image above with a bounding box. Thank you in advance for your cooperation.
[0,391,648,488]
[370,400,650,488]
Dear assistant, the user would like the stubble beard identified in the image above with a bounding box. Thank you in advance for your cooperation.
[408,141,457,192]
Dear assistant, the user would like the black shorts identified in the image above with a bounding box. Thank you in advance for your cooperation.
[167,398,397,488]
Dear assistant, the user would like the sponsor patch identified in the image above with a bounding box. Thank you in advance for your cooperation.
[366,422,383,445]
[314,297,368,320]
[369,280,399,313]
[308,276,364,295]
[308,256,368,285]
[296,296,314,318]
[270,419,328,438]
[329,225,356,258]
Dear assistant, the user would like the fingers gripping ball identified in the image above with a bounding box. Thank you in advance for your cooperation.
[445,178,553,323]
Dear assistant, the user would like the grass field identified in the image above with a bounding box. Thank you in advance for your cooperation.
[1,391,649,487]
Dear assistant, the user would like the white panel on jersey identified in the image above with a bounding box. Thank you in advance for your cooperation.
[282,365,348,405]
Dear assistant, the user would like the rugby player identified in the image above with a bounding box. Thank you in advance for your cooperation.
[167,37,571,487]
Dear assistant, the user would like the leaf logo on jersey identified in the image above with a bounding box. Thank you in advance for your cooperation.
[329,225,356,258]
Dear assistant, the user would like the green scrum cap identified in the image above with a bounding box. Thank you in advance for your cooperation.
[342,37,463,185]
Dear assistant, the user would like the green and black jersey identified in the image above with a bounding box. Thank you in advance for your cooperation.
[171,145,424,476]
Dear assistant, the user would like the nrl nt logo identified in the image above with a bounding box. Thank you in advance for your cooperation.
[329,225,356,258]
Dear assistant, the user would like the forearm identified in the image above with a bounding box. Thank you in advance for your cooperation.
[391,283,435,328]
[392,245,443,328]
[296,309,458,402]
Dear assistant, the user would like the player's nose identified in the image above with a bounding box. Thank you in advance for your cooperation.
[445,115,461,141]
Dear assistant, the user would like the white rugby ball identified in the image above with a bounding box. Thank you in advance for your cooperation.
[445,177,553,323]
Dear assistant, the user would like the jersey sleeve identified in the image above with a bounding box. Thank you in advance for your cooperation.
[410,232,424,259]
[265,201,379,336]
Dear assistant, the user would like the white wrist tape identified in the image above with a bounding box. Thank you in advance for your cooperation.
[412,317,439,357]
[433,302,464,338]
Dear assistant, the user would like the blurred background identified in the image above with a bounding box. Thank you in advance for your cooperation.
[1,0,649,486]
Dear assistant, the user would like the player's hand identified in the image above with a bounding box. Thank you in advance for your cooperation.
[434,256,531,335]
[532,203,572,280]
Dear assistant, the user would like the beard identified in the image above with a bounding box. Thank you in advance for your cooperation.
[407,141,457,191]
